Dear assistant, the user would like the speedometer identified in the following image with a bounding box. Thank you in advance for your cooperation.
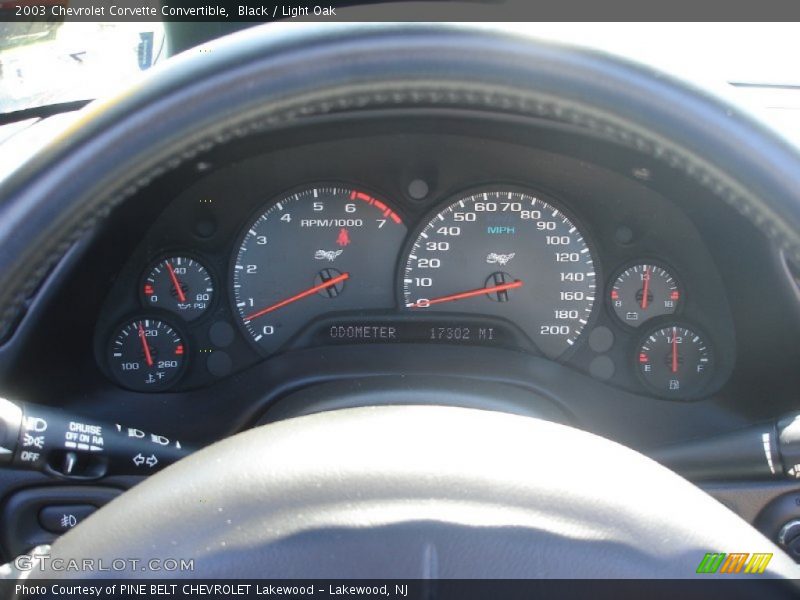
[401,188,597,358]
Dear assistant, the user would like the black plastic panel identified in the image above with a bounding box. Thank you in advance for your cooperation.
[0,485,122,558]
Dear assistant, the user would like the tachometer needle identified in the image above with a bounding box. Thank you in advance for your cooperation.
[138,323,154,367]
[244,272,350,322]
[165,261,187,303]
[671,326,679,374]
[408,279,524,308]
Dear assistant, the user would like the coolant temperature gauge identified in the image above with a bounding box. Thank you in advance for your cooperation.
[610,263,681,326]
[108,318,186,392]
[637,324,712,398]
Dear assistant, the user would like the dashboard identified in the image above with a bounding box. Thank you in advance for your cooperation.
[1,111,797,462]
[91,126,735,402]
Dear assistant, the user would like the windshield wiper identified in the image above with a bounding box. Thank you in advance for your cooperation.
[0,99,92,127]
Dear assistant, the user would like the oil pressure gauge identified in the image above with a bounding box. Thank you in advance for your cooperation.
[141,256,214,321]
[610,263,681,326]
[637,324,713,398]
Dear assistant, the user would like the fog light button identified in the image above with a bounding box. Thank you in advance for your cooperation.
[38,504,96,534]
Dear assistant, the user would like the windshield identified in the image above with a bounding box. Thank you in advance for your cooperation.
[0,19,798,145]
[505,23,800,145]
[0,21,164,114]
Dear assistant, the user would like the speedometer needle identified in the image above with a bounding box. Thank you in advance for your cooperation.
[138,323,154,367]
[244,272,350,322]
[408,279,524,308]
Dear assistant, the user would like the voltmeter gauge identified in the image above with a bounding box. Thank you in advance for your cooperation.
[610,263,681,326]
[141,256,214,321]
[108,318,186,392]
[637,324,712,398]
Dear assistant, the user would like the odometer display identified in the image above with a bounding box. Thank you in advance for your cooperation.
[402,189,597,358]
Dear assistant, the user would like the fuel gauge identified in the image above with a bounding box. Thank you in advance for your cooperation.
[610,263,681,326]
[637,324,713,398]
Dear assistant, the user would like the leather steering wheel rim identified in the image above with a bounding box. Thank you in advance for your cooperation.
[1,23,799,580]
[38,406,798,579]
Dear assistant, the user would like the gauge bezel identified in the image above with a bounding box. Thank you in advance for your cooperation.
[139,252,217,322]
[228,181,408,356]
[105,313,190,393]
[633,319,714,401]
[606,259,684,330]
[395,183,602,361]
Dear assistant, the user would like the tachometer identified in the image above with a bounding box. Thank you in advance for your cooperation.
[402,189,596,358]
[232,185,406,354]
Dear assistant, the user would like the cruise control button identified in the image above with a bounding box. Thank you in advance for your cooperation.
[38,504,96,534]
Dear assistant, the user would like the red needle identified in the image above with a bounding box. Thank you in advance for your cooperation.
[641,266,650,310]
[138,323,154,367]
[409,279,524,308]
[671,326,679,374]
[244,272,350,321]
[165,261,187,303]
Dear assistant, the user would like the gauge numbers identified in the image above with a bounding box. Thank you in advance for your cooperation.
[232,186,406,354]
[402,189,596,358]
[142,256,214,320]
[637,324,712,398]
[610,264,680,326]
[108,318,186,392]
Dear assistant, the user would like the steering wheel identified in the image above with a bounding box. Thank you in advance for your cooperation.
[1,23,799,581]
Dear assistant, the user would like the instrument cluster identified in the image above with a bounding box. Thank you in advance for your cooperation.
[92,134,735,402]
